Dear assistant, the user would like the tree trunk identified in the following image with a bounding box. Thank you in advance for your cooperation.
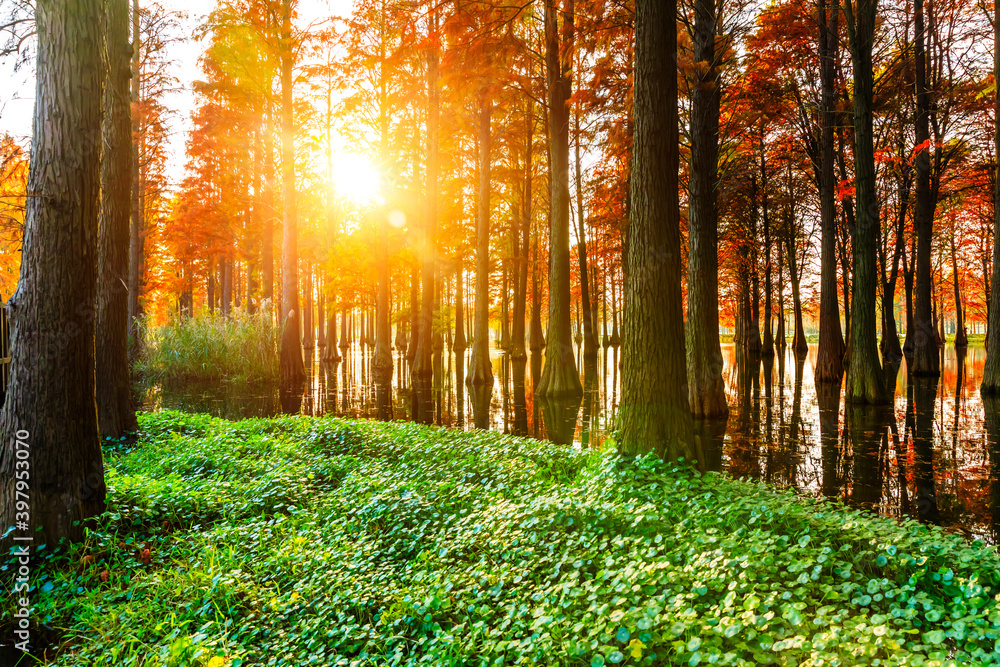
[777,230,786,351]
[221,257,232,317]
[127,0,143,361]
[374,223,392,419]
[880,159,907,362]
[985,0,1000,392]
[468,97,494,387]
[412,7,439,423]
[406,264,419,361]
[513,102,532,427]
[208,259,216,314]
[373,0,392,417]
[278,0,304,385]
[843,0,886,404]
[574,99,597,363]
[1,0,106,546]
[317,274,326,349]
[760,135,774,359]
[618,0,700,464]
[902,238,915,355]
[952,231,967,348]
[249,128,262,315]
[512,99,532,366]
[262,99,275,312]
[686,0,728,419]
[911,0,940,376]
[302,262,314,350]
[454,261,467,354]
[815,0,846,382]
[537,0,582,398]
[97,0,138,442]
[530,221,544,354]
[787,231,808,356]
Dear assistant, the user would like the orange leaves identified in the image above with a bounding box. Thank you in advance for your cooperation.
[836,179,856,203]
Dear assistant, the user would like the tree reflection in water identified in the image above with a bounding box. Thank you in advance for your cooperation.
[148,342,999,539]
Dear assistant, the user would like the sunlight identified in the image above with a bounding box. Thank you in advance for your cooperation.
[330,152,381,205]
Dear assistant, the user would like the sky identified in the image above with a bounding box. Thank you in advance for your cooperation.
[0,0,355,187]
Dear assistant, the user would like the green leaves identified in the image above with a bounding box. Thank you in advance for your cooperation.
[9,412,1000,666]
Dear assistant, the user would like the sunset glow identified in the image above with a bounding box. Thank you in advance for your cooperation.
[330,152,381,205]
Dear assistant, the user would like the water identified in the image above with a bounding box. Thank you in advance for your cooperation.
[143,341,1000,542]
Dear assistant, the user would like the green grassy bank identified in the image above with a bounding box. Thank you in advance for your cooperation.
[4,412,1000,666]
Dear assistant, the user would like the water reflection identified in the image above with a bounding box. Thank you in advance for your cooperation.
[144,340,999,540]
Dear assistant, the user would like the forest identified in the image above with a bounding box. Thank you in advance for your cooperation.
[2,0,1000,664]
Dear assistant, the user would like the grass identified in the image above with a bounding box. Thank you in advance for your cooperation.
[5,412,1000,666]
[136,310,279,386]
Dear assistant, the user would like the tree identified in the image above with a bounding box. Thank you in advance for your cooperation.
[411,4,440,424]
[814,0,846,382]
[843,0,886,403]
[278,0,304,384]
[129,0,142,352]
[97,0,139,442]
[910,0,940,376]
[467,92,495,388]
[537,0,582,398]
[618,0,699,463]
[686,0,728,419]
[0,0,106,545]
[983,0,1000,394]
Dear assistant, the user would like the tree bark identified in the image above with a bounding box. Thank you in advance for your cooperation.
[537,0,582,398]
[373,0,392,417]
[262,99,275,312]
[985,0,1000,392]
[618,0,700,464]
[760,134,774,359]
[815,0,846,382]
[317,274,326,349]
[278,0,304,384]
[302,262,314,349]
[787,229,809,356]
[911,0,940,376]
[902,237,915,355]
[97,0,138,442]
[127,0,143,361]
[880,151,908,362]
[686,0,728,419]
[951,231,967,348]
[374,225,392,418]
[412,7,439,422]
[221,257,232,317]
[1,0,106,546]
[574,98,597,363]
[468,97,494,387]
[843,0,886,404]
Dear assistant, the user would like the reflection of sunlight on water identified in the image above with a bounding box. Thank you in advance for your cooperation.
[148,339,997,541]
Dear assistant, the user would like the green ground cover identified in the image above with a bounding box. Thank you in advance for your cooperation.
[4,411,1000,666]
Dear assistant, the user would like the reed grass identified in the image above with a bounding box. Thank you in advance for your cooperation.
[137,310,279,386]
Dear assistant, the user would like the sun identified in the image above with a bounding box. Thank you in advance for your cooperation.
[330,152,381,205]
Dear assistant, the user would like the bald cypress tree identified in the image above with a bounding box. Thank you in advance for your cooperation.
[97,0,139,441]
[618,0,700,464]
[278,0,304,384]
[983,0,1000,394]
[843,0,886,404]
[1,0,106,545]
